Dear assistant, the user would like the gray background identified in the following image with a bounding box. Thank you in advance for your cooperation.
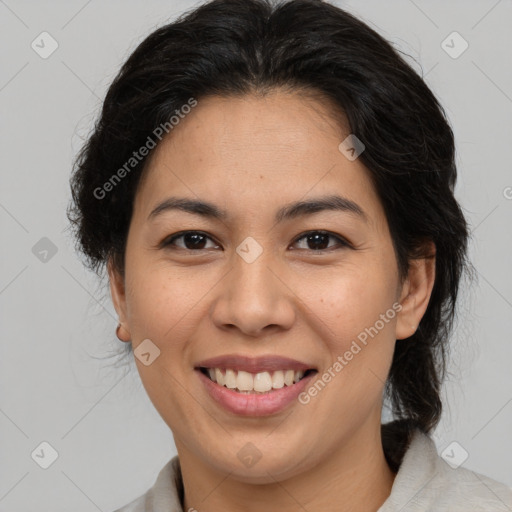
[1,0,511,510]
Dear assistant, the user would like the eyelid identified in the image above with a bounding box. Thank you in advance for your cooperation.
[160,229,352,251]
[292,230,352,250]
[160,230,220,250]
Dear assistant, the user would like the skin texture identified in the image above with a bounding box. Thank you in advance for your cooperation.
[109,91,436,512]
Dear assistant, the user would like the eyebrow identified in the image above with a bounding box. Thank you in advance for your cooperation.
[147,195,367,224]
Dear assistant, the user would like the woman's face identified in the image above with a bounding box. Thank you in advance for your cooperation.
[110,91,433,482]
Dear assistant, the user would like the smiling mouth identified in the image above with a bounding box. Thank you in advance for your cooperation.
[198,367,317,394]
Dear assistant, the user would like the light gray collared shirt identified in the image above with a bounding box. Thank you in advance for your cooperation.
[113,429,512,511]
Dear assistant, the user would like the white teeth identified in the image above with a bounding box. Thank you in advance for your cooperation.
[294,370,305,383]
[204,368,309,392]
[224,369,237,389]
[253,371,272,392]
[215,368,225,386]
[236,370,254,391]
[271,370,285,389]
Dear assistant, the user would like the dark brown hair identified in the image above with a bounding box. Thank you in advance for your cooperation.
[67,0,474,471]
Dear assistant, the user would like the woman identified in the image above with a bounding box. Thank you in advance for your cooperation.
[67,0,512,510]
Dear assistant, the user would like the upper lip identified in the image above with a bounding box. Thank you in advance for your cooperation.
[195,354,317,373]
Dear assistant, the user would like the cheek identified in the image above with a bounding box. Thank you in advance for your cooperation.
[300,279,398,432]
[124,259,210,341]
[122,264,207,425]
[305,259,399,349]
[298,259,399,412]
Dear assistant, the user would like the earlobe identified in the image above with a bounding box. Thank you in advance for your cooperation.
[116,323,131,343]
[395,242,436,340]
[107,258,130,340]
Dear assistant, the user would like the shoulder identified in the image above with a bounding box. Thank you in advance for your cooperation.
[112,494,146,512]
[112,456,183,512]
[379,429,512,511]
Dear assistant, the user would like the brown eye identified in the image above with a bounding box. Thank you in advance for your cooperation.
[162,231,219,250]
[160,230,351,253]
[292,231,350,251]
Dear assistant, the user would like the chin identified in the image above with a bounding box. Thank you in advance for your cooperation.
[206,447,311,484]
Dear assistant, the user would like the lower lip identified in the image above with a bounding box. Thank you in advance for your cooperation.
[196,369,317,416]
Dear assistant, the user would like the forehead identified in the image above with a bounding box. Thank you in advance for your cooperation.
[133,92,385,230]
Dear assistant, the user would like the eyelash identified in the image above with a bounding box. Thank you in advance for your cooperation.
[160,230,352,253]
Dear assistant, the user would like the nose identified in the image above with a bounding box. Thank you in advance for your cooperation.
[211,249,296,337]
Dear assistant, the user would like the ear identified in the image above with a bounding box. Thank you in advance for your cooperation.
[395,241,436,340]
[108,257,131,342]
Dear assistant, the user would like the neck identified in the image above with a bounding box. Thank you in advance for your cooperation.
[177,422,396,512]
